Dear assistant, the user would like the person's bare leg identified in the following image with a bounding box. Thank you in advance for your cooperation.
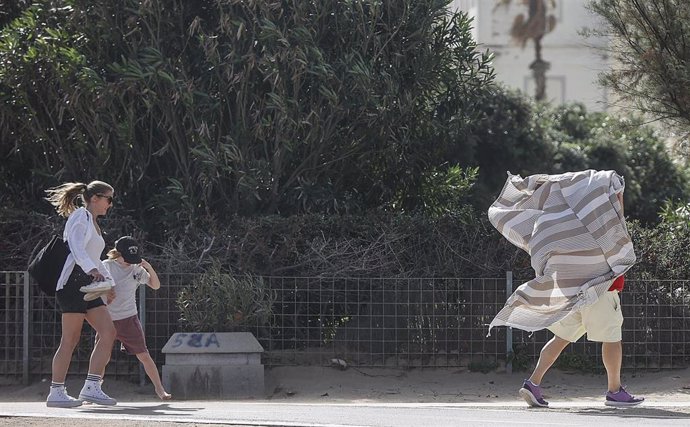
[529,336,570,385]
[84,306,116,375]
[94,333,114,379]
[135,352,171,400]
[52,313,86,382]
[602,341,622,392]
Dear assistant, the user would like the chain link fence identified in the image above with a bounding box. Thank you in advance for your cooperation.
[2,271,690,385]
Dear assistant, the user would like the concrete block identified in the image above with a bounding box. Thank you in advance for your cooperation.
[162,332,264,399]
[165,353,261,366]
[162,364,264,399]
[162,332,264,354]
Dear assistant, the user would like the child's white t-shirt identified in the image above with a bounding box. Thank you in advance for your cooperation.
[103,259,150,321]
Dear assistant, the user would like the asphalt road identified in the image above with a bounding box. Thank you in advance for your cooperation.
[3,401,690,426]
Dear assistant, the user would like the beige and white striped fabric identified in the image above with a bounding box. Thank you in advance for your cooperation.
[488,170,636,333]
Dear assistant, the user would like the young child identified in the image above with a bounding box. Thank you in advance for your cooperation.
[100,236,171,400]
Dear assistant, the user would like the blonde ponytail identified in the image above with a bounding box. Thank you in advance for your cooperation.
[45,180,114,217]
[45,182,87,217]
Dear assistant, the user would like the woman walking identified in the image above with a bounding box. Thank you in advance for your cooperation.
[44,181,118,407]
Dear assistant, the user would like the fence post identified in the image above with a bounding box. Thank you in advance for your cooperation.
[23,271,30,385]
[138,284,146,387]
[505,270,513,375]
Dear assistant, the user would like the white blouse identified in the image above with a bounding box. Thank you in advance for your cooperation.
[55,207,108,291]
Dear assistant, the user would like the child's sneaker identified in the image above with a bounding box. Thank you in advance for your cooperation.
[46,386,83,408]
[79,381,117,406]
[519,379,549,407]
[79,279,114,293]
[605,386,644,407]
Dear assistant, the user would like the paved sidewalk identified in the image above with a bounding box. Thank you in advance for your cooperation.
[4,367,690,425]
[3,400,690,426]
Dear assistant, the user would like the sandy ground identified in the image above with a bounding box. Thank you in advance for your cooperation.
[2,365,690,404]
[264,366,690,404]
[2,366,690,426]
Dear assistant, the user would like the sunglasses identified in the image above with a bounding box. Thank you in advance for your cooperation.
[96,194,114,204]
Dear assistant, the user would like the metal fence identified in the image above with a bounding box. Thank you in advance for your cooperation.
[2,271,690,385]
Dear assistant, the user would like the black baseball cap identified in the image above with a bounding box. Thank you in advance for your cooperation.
[115,236,142,264]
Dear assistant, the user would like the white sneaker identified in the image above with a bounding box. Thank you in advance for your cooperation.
[79,279,114,293]
[46,386,83,408]
[79,381,117,406]
[83,288,111,301]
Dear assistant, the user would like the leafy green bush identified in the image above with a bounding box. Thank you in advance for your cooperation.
[554,352,603,374]
[0,0,493,229]
[628,217,690,280]
[507,344,534,372]
[464,97,690,224]
[461,87,556,210]
[547,105,689,224]
[177,261,274,332]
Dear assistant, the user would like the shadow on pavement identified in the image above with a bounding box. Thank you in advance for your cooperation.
[76,403,203,416]
[569,406,690,420]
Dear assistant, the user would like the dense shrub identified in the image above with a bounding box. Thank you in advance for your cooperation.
[1,1,688,282]
[177,263,274,332]
[460,87,555,210]
[0,0,493,231]
[546,104,689,224]
[463,96,690,224]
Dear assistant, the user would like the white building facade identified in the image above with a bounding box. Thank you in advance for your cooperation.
[452,0,610,111]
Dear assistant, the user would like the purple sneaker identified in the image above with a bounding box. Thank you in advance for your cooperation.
[605,386,644,407]
[519,380,549,407]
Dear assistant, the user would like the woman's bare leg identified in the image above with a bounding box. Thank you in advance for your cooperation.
[52,313,86,382]
[84,306,116,375]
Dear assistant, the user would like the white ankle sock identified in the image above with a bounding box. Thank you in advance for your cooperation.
[85,374,102,384]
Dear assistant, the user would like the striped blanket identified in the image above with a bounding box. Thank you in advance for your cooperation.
[488,170,636,333]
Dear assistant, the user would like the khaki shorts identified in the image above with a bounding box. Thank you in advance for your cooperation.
[548,291,623,343]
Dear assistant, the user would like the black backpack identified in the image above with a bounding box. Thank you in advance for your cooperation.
[28,236,70,296]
